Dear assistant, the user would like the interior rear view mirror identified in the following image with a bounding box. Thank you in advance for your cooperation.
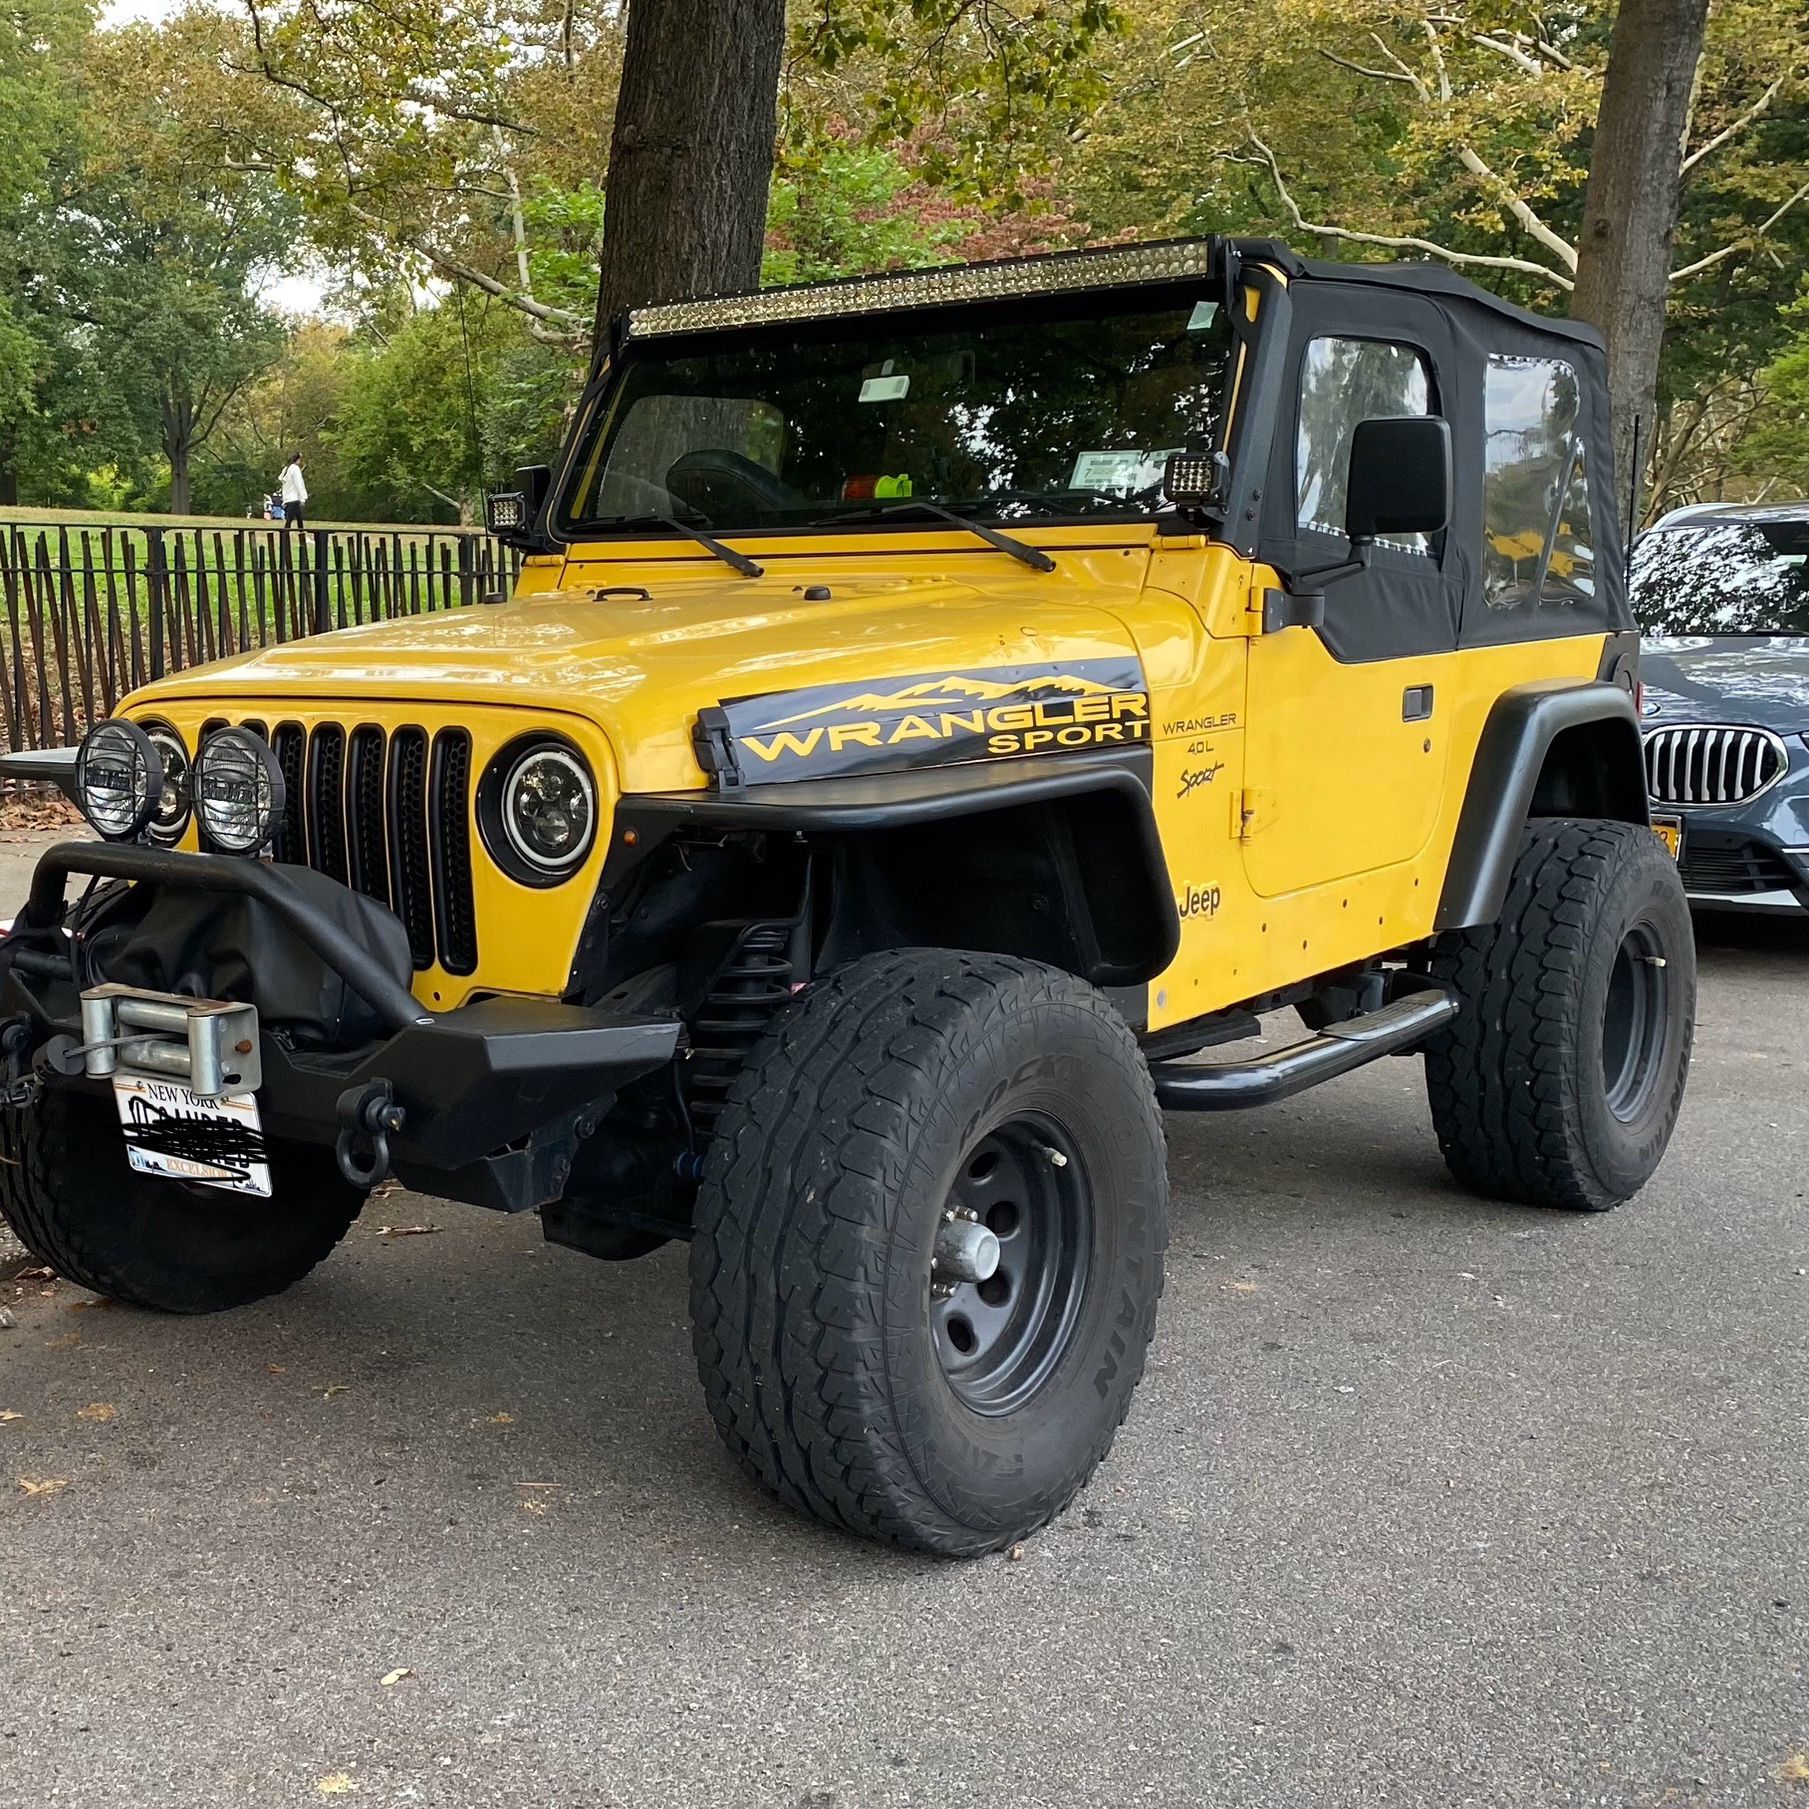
[1346,416,1451,543]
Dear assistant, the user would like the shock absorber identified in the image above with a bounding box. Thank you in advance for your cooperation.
[685,923,794,1141]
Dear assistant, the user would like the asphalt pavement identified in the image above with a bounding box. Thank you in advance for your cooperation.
[0,866,1805,1807]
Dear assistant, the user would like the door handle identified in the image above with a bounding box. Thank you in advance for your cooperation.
[1402,685,1435,722]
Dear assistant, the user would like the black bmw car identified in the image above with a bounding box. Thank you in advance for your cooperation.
[1633,501,1809,913]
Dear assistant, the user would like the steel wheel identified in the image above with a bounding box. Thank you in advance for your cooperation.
[930,1113,1093,1416]
[1602,919,1669,1123]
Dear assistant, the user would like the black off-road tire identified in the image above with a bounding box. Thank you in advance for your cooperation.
[1424,819,1694,1211]
[0,1089,366,1312]
[690,950,1168,1557]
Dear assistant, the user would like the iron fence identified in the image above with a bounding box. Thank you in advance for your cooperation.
[0,521,523,755]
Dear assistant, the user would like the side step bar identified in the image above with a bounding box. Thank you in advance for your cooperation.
[1150,989,1459,1113]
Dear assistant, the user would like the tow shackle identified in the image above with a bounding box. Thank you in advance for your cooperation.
[335,1079,406,1189]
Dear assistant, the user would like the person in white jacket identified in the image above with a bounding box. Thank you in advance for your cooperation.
[279,452,308,530]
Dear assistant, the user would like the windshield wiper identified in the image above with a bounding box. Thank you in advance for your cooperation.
[825,500,1056,573]
[599,513,764,578]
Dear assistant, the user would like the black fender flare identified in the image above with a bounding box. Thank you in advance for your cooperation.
[1436,679,1646,932]
[617,748,1181,983]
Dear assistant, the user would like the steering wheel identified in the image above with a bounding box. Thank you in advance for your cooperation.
[666,449,805,520]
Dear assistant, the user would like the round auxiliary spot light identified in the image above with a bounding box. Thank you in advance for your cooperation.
[74,719,161,842]
[192,728,286,855]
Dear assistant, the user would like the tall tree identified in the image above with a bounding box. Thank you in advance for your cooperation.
[1571,0,1713,516]
[592,0,787,342]
[0,0,95,505]
[74,21,295,512]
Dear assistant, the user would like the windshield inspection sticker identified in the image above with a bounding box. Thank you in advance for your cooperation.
[716,660,1151,782]
[1070,448,1181,494]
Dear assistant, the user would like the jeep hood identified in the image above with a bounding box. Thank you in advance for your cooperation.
[127,565,1168,791]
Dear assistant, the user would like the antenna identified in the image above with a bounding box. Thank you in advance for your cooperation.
[1626,413,1644,542]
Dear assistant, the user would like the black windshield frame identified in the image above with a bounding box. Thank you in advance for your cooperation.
[549,282,1237,545]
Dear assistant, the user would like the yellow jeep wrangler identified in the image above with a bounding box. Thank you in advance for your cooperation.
[0,237,1692,1556]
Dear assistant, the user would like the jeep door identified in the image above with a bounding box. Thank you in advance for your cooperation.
[1239,285,1463,896]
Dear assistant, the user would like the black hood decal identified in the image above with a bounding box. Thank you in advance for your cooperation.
[714,659,1151,782]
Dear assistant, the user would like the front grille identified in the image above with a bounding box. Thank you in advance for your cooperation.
[1644,724,1788,806]
[429,730,478,976]
[1678,840,1800,897]
[251,719,477,974]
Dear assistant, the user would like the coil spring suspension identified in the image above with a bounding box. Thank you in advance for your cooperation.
[686,923,794,1141]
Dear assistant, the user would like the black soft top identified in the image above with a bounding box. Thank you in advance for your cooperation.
[1228,237,1605,351]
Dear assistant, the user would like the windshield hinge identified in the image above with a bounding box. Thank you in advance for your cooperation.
[692,707,745,792]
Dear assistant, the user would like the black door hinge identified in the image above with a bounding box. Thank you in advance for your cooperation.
[1261,587,1328,634]
[691,707,745,792]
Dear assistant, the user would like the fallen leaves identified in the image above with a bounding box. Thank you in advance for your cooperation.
[315,1775,360,1796]
[18,1477,67,1497]
[1779,1753,1809,1785]
[0,1410,22,1424]
[76,1402,116,1423]
[1223,1279,1259,1294]
[379,1668,412,1688]
[0,792,81,834]
[480,1412,514,1426]
[375,1224,440,1239]
[320,1384,349,1399]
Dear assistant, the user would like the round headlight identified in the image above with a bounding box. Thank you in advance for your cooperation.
[491,740,597,881]
[74,719,161,841]
[192,729,286,855]
[141,722,192,844]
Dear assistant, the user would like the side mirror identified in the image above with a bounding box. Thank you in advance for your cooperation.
[1346,416,1451,544]
[486,464,552,546]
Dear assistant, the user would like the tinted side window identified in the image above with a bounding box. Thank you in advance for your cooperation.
[1632,520,1809,634]
[1483,356,1595,609]
[1295,337,1432,553]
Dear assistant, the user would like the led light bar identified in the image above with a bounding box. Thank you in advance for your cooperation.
[625,238,1219,339]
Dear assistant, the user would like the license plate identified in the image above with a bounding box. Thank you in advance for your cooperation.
[1652,814,1683,861]
[111,1073,272,1197]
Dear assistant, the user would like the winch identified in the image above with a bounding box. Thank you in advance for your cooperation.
[75,984,262,1099]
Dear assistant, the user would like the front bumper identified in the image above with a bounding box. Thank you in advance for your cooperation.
[2,841,680,1208]
[1665,824,1809,914]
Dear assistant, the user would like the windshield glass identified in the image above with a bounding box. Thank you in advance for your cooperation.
[557,290,1234,537]
[1632,518,1809,634]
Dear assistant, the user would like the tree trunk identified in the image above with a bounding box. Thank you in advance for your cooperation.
[1571,0,1710,529]
[167,444,192,515]
[592,0,787,351]
[161,391,195,515]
